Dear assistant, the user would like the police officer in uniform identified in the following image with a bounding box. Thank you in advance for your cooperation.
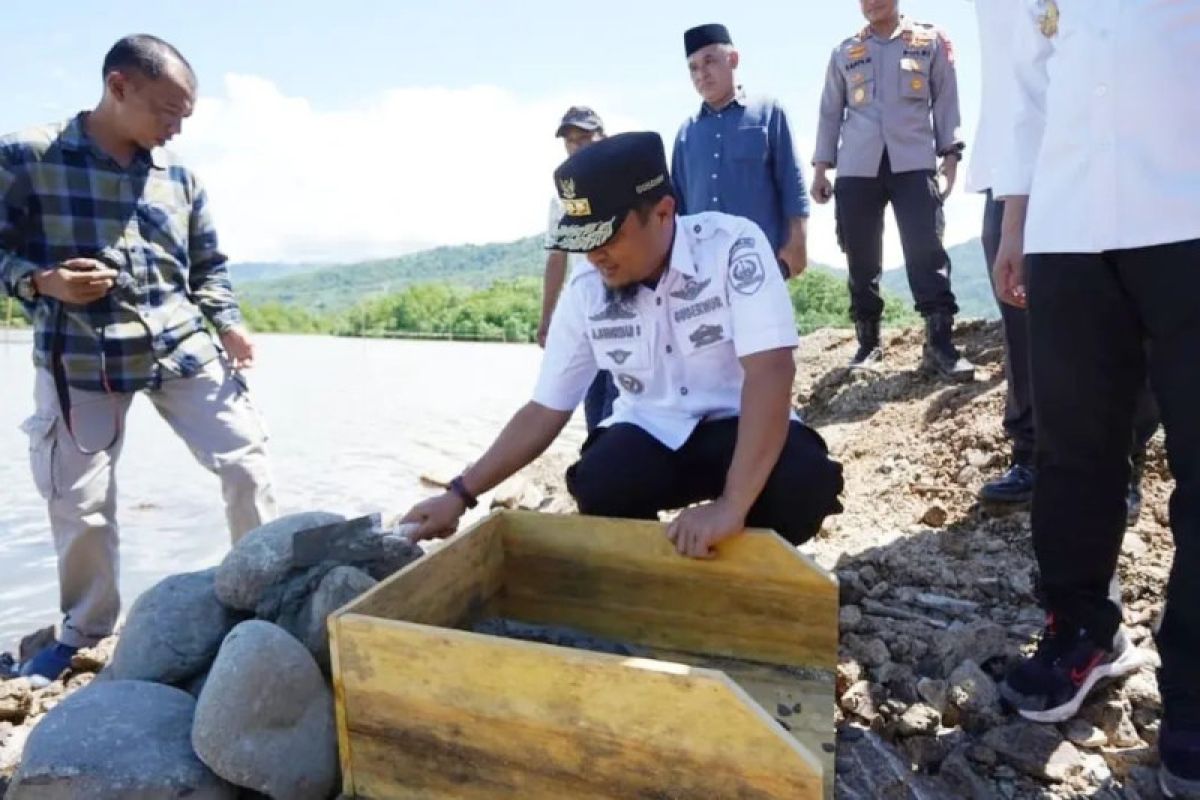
[672,24,810,279]
[400,132,844,555]
[812,0,973,380]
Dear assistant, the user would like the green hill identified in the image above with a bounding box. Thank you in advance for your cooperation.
[879,239,999,321]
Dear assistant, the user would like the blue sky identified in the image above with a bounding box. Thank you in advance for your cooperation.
[5,1,985,266]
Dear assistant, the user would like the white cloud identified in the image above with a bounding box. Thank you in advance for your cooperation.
[174,73,984,270]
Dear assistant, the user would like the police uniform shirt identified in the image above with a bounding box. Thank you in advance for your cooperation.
[813,18,962,178]
[965,0,1022,194]
[994,0,1200,254]
[533,212,800,450]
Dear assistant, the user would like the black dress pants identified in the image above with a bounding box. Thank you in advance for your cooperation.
[565,419,844,546]
[1027,239,1200,714]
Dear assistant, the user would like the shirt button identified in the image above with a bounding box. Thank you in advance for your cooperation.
[1095,84,1108,97]
[693,224,702,233]
[712,196,719,203]
[714,153,720,159]
[710,173,718,179]
[716,133,722,139]
[656,297,662,306]
[666,345,673,354]
[680,387,689,396]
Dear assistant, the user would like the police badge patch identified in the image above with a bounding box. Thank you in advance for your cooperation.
[729,252,766,296]
[616,373,645,394]
[588,300,638,322]
[669,277,712,302]
[689,324,726,349]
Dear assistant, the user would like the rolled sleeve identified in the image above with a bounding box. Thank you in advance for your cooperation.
[813,50,846,167]
[769,105,810,219]
[185,173,242,332]
[726,222,800,357]
[0,151,39,300]
[993,4,1051,198]
[931,31,964,155]
[531,282,598,411]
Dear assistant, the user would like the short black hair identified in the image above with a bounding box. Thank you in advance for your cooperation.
[630,190,672,224]
[102,34,195,84]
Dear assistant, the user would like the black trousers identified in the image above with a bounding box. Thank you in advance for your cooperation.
[981,193,1160,464]
[835,150,958,321]
[566,419,844,545]
[1027,240,1200,711]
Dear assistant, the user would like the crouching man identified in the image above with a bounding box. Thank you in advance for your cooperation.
[401,132,843,555]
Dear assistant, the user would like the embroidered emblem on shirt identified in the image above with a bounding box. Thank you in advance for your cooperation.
[589,300,638,322]
[853,87,868,104]
[607,349,633,365]
[689,324,726,349]
[729,252,767,296]
[731,237,756,256]
[669,277,712,302]
[847,44,868,60]
[673,296,724,324]
[591,325,639,340]
[616,373,645,395]
[1039,0,1059,37]
[910,77,925,91]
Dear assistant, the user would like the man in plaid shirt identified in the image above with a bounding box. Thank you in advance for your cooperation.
[1,34,277,682]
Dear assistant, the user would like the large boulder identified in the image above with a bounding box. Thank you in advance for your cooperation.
[291,566,377,673]
[214,512,346,612]
[8,680,233,799]
[192,621,337,800]
[105,569,240,686]
[835,727,959,800]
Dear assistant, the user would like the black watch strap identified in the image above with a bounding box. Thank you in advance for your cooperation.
[448,475,478,509]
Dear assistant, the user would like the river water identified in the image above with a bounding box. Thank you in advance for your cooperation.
[0,331,584,652]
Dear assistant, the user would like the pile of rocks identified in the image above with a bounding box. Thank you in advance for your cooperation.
[1,511,419,800]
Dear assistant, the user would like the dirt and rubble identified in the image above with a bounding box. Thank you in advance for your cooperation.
[2,320,1177,798]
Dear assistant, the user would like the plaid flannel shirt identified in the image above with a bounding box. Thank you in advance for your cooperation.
[0,113,242,392]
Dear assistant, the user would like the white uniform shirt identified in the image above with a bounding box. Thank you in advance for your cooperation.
[994,0,1200,254]
[546,196,591,279]
[533,212,800,450]
[965,0,1021,194]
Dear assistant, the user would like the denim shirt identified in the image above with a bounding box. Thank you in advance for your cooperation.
[671,91,810,254]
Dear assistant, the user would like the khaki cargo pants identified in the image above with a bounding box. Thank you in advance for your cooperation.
[21,358,277,647]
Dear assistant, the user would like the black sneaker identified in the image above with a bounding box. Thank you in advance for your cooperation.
[848,344,883,373]
[1000,619,1149,723]
[1160,720,1200,798]
[979,464,1036,505]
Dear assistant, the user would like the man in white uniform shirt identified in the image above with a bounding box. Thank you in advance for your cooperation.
[991,3,1200,793]
[968,0,1159,517]
[401,132,844,556]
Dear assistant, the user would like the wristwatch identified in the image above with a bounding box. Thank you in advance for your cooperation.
[15,272,39,302]
[448,475,478,509]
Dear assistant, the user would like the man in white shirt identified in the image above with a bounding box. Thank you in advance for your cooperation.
[401,132,843,555]
[538,106,616,432]
[967,0,1159,517]
[991,3,1200,793]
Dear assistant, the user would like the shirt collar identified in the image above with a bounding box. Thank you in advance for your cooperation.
[861,16,910,42]
[61,111,166,170]
[700,86,747,117]
[666,218,699,279]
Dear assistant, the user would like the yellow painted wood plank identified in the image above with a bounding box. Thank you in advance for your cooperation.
[336,614,824,800]
[343,514,505,628]
[496,511,838,670]
[328,617,356,796]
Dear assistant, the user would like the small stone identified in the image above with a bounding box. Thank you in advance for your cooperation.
[837,661,864,696]
[940,749,996,800]
[0,678,34,723]
[947,660,1001,732]
[956,465,981,487]
[292,565,377,673]
[69,636,118,673]
[917,678,949,714]
[839,605,864,632]
[1063,718,1108,749]
[966,744,997,766]
[861,638,890,668]
[897,703,942,737]
[1122,670,1162,713]
[921,504,949,528]
[776,703,793,718]
[983,721,1084,782]
[840,680,882,723]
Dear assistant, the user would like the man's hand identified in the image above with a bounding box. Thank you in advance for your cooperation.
[400,492,467,542]
[536,316,551,349]
[810,167,834,205]
[665,497,747,559]
[993,230,1027,308]
[777,218,808,278]
[938,155,959,200]
[33,259,118,305]
[219,326,257,370]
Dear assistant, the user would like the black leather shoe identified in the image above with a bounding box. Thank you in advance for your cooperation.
[979,463,1036,505]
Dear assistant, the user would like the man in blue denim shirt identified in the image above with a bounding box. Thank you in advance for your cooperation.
[671,24,809,280]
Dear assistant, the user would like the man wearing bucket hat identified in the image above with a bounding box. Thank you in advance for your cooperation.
[672,24,810,280]
[402,132,844,556]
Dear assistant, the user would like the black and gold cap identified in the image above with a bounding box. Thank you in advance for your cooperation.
[547,131,671,253]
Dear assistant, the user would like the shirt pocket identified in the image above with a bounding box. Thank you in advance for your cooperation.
[900,57,931,100]
[732,127,769,162]
[594,337,650,374]
[846,69,875,107]
[20,413,59,500]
